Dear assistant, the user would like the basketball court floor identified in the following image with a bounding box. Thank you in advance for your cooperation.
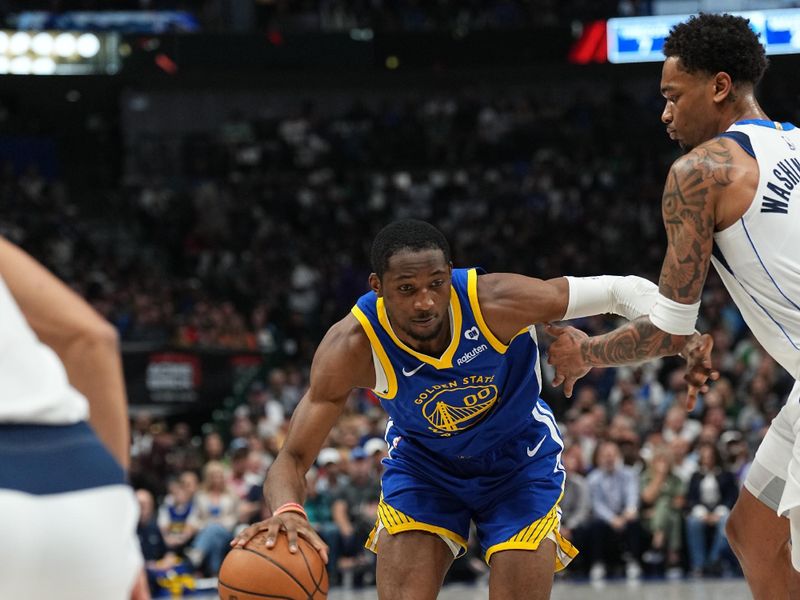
[200,578,753,599]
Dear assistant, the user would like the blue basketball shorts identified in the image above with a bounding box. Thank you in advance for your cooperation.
[365,416,578,569]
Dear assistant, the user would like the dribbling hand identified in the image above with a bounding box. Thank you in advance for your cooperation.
[230,512,329,564]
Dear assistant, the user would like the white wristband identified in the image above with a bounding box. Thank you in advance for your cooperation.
[648,293,700,336]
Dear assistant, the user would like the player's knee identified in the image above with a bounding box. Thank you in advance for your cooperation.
[725,511,744,556]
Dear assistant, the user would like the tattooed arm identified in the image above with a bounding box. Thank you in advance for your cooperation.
[547,139,731,395]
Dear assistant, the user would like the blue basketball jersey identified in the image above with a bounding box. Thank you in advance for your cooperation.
[352,267,562,461]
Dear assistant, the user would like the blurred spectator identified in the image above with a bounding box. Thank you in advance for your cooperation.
[202,431,227,464]
[559,445,592,575]
[363,437,388,477]
[158,476,197,555]
[587,441,643,581]
[662,406,702,446]
[332,447,381,587]
[186,461,240,575]
[639,447,685,576]
[317,447,348,493]
[305,467,341,584]
[684,442,738,577]
[137,488,166,563]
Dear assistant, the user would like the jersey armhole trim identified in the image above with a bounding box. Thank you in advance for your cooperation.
[351,306,397,400]
[718,131,755,158]
[467,268,508,354]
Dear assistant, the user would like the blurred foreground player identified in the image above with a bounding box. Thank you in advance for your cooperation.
[0,237,148,599]
[547,14,800,599]
[232,219,683,599]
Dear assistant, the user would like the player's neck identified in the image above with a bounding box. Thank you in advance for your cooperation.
[722,96,770,131]
[398,324,452,358]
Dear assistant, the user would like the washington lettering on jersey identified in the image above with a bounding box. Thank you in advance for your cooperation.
[351,267,564,460]
[762,157,800,214]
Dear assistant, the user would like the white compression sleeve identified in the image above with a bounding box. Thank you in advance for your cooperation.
[563,275,658,321]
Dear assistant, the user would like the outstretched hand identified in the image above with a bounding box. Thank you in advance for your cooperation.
[545,324,591,398]
[682,333,719,411]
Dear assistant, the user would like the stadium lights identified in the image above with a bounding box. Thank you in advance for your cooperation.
[54,32,77,57]
[76,33,100,58]
[31,32,54,56]
[9,31,30,55]
[0,29,117,75]
[31,56,56,74]
[9,55,32,74]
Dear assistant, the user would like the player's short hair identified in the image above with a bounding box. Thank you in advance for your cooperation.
[663,13,768,86]
[371,219,451,279]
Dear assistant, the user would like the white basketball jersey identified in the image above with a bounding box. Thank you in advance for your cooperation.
[711,120,800,379]
[0,274,89,423]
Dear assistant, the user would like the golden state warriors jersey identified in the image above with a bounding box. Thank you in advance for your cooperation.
[352,268,560,458]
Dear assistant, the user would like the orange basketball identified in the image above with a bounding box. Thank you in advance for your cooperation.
[218,531,328,600]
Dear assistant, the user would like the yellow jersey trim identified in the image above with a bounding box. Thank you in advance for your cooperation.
[365,498,468,556]
[351,306,398,400]
[466,268,508,354]
[376,287,462,369]
[483,501,578,570]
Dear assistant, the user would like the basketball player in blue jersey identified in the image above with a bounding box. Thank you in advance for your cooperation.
[547,14,800,600]
[232,219,697,599]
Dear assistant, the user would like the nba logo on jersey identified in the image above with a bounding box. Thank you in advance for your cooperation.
[464,326,480,340]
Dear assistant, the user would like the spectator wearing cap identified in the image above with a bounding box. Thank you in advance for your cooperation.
[362,437,388,477]
[316,447,347,493]
[332,446,381,588]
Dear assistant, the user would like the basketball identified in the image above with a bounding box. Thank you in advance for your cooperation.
[218,531,328,600]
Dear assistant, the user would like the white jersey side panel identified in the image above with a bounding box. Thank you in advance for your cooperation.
[711,122,800,379]
[0,274,89,423]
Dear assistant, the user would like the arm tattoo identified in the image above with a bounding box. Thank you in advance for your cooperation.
[579,141,730,366]
[659,140,730,303]
[580,317,686,367]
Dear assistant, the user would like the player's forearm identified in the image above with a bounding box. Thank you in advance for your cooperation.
[579,317,687,367]
[59,326,130,468]
[264,451,309,511]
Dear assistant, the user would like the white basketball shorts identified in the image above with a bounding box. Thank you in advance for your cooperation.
[744,380,800,569]
[0,421,143,599]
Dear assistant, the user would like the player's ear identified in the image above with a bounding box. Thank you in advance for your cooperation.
[712,72,733,104]
[369,273,381,296]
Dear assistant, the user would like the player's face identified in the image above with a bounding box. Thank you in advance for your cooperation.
[660,57,719,151]
[371,249,452,345]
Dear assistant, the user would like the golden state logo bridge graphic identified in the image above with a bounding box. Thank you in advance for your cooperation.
[422,384,499,434]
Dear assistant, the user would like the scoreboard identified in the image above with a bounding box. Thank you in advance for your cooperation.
[607,8,800,63]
